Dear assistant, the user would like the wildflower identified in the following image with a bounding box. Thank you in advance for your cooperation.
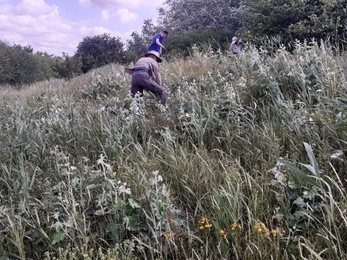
[149,170,163,185]
[271,228,285,237]
[163,232,171,238]
[198,217,213,230]
[118,182,131,195]
[83,253,89,258]
[230,223,242,235]
[112,171,117,177]
[220,229,227,239]
[254,222,270,238]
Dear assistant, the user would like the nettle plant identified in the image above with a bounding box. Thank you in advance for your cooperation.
[80,73,122,100]
[117,171,187,249]
[48,150,188,256]
[268,142,339,240]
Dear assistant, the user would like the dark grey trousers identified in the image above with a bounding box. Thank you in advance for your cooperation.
[131,71,166,105]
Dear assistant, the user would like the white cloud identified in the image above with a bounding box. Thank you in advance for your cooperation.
[100,8,138,24]
[143,0,166,9]
[79,0,141,9]
[13,0,57,15]
[101,10,109,21]
[79,25,111,36]
[0,0,166,56]
[79,0,92,7]
[0,4,10,14]
[0,1,78,55]
[115,8,138,24]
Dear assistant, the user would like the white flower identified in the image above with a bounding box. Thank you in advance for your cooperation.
[330,151,343,159]
[149,170,163,185]
[118,183,131,195]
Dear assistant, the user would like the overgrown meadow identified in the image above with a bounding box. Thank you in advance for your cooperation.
[1,41,347,260]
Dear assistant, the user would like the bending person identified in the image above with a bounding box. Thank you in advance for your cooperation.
[229,36,245,54]
[125,50,166,106]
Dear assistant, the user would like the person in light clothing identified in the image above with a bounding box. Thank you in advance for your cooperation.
[229,36,245,54]
[125,50,166,106]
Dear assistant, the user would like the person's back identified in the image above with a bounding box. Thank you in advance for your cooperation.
[229,36,245,54]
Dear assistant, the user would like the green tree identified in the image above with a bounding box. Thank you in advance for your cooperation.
[165,29,235,56]
[141,19,158,44]
[75,33,126,73]
[126,19,159,62]
[126,31,148,63]
[53,53,82,79]
[288,0,347,46]
[158,0,246,34]
[0,41,13,84]
[243,0,347,47]
[33,51,58,80]
[0,41,40,86]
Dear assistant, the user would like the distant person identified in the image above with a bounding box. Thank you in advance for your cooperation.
[229,36,245,54]
[125,50,166,106]
[148,31,168,54]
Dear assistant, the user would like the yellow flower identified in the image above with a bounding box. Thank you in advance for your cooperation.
[205,223,212,229]
[198,217,213,230]
[220,229,228,239]
[83,254,89,258]
[231,223,242,231]
[230,223,242,236]
[112,171,117,176]
[271,228,285,237]
[163,232,171,238]
[254,222,270,238]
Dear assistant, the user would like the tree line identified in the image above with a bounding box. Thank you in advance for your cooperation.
[1,0,346,86]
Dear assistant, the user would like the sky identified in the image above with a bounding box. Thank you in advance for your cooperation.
[0,0,166,56]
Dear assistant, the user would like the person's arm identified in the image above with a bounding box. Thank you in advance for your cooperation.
[155,38,165,49]
[125,68,134,75]
[155,38,166,53]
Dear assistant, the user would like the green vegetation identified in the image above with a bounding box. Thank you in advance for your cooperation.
[1,40,347,259]
[0,42,57,86]
[75,33,127,73]
[243,0,347,46]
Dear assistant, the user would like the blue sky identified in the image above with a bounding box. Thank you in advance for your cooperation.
[0,0,166,56]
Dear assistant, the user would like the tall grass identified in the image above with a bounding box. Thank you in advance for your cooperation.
[0,40,347,259]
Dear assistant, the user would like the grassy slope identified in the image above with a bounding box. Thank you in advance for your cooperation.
[0,41,347,259]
